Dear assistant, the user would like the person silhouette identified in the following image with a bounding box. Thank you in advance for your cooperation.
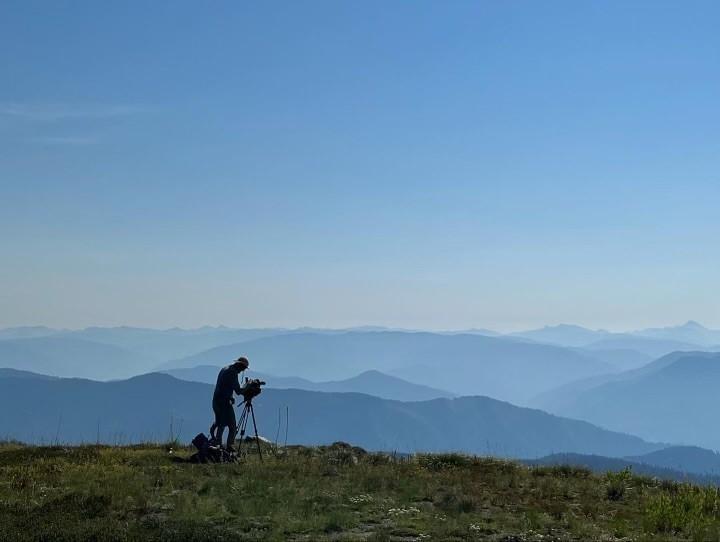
[209,356,249,450]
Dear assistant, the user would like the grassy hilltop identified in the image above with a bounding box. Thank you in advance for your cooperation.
[2,442,720,541]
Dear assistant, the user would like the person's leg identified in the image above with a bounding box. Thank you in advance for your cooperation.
[209,422,217,442]
[211,399,224,444]
[227,425,237,449]
[225,405,238,449]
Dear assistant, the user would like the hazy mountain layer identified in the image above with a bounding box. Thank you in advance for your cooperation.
[164,366,454,402]
[0,368,58,380]
[526,453,720,486]
[627,446,720,476]
[163,331,613,405]
[544,352,720,450]
[164,365,314,389]
[510,324,611,347]
[64,326,289,363]
[583,336,700,358]
[506,321,720,350]
[0,326,62,340]
[634,321,720,347]
[0,372,662,458]
[569,348,652,371]
[1,324,716,400]
[0,337,152,380]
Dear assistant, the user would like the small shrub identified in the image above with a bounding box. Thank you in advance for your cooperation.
[659,479,681,494]
[457,497,475,513]
[366,530,392,542]
[643,485,720,535]
[435,489,476,514]
[416,453,472,471]
[533,464,591,479]
[606,467,633,501]
[40,492,113,518]
[365,453,395,466]
[323,510,352,533]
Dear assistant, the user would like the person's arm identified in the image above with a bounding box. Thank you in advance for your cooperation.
[233,373,243,396]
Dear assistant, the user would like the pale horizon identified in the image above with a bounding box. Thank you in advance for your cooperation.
[1,318,717,336]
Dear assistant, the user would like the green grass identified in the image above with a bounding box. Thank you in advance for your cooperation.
[1,442,719,541]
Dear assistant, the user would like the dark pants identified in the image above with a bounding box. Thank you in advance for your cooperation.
[212,398,237,447]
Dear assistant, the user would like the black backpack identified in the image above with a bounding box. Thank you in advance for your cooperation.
[190,433,223,463]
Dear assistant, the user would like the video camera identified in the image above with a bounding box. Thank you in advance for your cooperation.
[240,377,265,402]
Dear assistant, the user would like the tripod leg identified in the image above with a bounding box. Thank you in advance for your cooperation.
[249,403,263,461]
[236,404,249,456]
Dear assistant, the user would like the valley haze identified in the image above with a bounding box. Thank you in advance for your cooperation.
[2,321,720,472]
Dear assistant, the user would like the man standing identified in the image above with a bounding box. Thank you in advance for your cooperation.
[211,356,249,450]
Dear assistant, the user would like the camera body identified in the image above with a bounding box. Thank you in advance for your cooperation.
[240,377,266,401]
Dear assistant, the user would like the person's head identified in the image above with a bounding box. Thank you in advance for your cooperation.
[231,356,249,372]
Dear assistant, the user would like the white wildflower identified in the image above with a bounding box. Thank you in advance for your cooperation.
[388,506,421,516]
[349,494,374,504]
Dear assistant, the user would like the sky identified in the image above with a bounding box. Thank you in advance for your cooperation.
[1,1,719,332]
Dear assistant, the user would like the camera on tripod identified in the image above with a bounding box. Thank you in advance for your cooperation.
[240,377,266,402]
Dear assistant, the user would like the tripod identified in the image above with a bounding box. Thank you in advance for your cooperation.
[236,398,263,461]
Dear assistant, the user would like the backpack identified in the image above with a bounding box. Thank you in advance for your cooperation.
[190,432,223,463]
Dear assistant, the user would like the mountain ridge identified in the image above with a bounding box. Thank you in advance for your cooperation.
[0,336,152,380]
[0,371,664,458]
[160,331,614,405]
[543,352,720,449]
[163,366,455,401]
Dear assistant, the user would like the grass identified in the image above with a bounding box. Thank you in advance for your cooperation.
[2,442,720,541]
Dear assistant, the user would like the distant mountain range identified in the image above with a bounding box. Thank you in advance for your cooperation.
[165,365,313,389]
[0,326,64,340]
[0,368,58,380]
[1,322,718,402]
[0,371,663,459]
[0,325,434,362]
[161,331,614,404]
[625,446,720,476]
[510,324,611,347]
[535,352,720,450]
[510,321,718,356]
[526,452,720,486]
[0,326,291,365]
[583,336,702,359]
[568,347,653,371]
[164,366,455,402]
[0,337,153,380]
[4,320,719,349]
[6,368,720,478]
[634,321,720,347]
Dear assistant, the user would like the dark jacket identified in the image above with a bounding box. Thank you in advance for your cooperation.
[213,366,242,403]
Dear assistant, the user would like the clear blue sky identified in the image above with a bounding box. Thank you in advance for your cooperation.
[1,1,719,331]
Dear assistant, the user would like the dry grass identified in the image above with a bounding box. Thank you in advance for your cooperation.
[0,442,718,541]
